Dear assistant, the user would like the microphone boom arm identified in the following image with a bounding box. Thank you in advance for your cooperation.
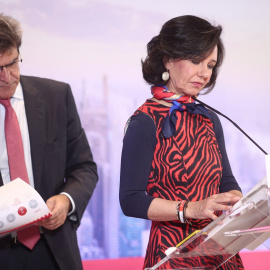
[194,97,268,155]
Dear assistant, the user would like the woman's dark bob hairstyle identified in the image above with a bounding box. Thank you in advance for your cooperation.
[142,15,225,93]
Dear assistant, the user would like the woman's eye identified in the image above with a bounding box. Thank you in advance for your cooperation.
[191,60,200,65]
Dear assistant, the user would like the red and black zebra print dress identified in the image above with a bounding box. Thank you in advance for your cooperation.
[133,100,244,270]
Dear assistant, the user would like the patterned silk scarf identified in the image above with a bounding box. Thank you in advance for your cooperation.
[151,85,212,138]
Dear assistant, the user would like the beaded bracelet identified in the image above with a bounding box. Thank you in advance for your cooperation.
[176,201,181,221]
[183,200,192,225]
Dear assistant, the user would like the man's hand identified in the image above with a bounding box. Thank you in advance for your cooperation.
[36,194,71,230]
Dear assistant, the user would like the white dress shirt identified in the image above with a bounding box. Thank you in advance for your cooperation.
[0,83,76,216]
[0,83,35,186]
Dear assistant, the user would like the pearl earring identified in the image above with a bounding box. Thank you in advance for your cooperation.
[162,71,170,81]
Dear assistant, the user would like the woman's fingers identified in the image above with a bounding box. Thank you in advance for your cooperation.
[214,192,241,204]
[186,193,241,220]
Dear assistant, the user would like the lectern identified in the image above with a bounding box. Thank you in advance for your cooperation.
[146,156,270,270]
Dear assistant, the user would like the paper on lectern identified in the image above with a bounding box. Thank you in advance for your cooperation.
[0,178,51,236]
[207,177,268,238]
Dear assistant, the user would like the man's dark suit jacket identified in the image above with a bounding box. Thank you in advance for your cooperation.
[0,75,98,269]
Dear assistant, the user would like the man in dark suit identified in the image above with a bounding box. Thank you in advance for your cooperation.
[0,14,98,269]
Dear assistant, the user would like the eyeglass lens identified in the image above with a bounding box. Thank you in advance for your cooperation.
[0,57,22,72]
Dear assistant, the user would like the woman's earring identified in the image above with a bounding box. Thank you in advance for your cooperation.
[162,70,170,81]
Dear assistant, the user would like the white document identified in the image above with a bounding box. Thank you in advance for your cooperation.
[0,178,51,236]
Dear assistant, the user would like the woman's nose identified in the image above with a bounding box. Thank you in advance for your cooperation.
[197,64,209,79]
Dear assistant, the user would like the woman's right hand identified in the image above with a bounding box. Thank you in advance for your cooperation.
[185,192,241,221]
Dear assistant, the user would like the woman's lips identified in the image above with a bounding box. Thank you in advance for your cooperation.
[191,82,203,88]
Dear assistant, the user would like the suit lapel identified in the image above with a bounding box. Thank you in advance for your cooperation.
[20,76,45,192]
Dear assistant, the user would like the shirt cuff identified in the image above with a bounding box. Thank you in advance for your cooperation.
[60,192,76,215]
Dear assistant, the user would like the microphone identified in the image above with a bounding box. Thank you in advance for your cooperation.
[194,97,268,155]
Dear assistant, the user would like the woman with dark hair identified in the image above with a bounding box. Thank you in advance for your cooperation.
[120,15,244,269]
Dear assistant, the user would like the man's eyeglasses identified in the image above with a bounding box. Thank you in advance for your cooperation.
[0,56,23,72]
